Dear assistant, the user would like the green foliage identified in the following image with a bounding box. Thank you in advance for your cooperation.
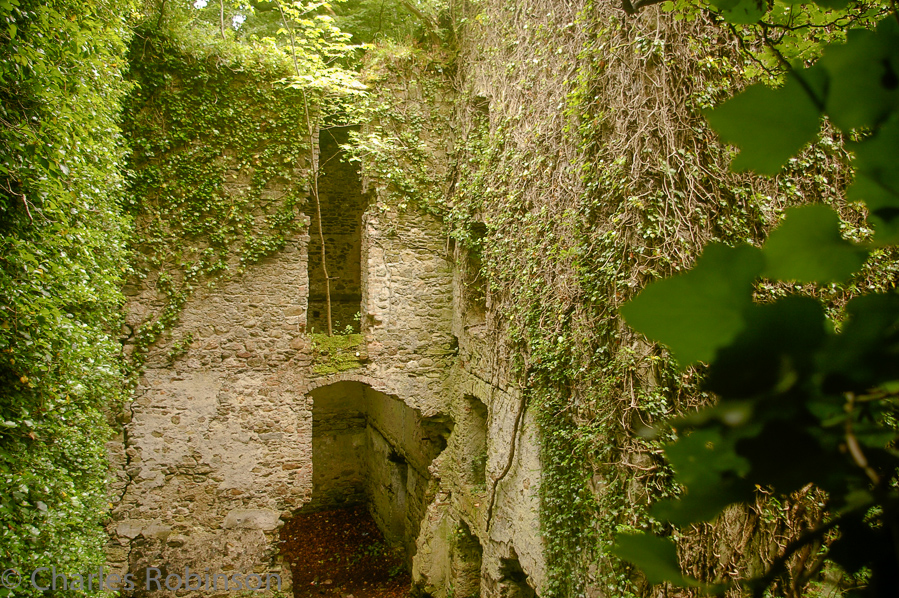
[705,69,826,175]
[621,244,764,365]
[706,15,899,243]
[122,25,320,370]
[708,0,765,23]
[310,332,365,373]
[616,2,899,595]
[761,205,869,283]
[332,0,449,44]
[614,533,709,588]
[0,0,133,592]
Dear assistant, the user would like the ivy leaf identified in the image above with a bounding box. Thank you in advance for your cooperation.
[761,205,868,283]
[817,19,899,131]
[847,113,899,244]
[705,67,825,175]
[621,244,763,366]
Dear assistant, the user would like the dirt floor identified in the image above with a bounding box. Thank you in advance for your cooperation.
[279,504,412,598]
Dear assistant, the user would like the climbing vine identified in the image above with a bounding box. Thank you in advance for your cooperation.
[613,0,899,595]
[123,25,313,372]
[0,0,133,593]
[358,0,899,595]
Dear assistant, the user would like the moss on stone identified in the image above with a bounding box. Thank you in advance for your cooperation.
[311,333,366,374]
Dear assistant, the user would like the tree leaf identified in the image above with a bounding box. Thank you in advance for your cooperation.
[705,67,825,175]
[612,533,689,585]
[665,428,750,488]
[817,19,899,131]
[621,244,763,366]
[827,515,888,575]
[651,483,749,524]
[652,427,754,524]
[706,297,828,399]
[736,421,835,493]
[847,113,899,244]
[708,0,765,23]
[819,293,899,394]
[762,205,868,283]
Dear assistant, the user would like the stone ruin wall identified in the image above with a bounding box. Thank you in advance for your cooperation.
[109,145,543,598]
[109,30,546,598]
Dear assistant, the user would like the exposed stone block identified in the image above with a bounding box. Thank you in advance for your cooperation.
[222,509,281,531]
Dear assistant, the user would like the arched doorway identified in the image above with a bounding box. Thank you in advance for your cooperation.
[281,381,452,597]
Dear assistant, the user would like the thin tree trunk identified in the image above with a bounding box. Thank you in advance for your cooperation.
[219,0,226,40]
[310,146,332,337]
[277,1,332,335]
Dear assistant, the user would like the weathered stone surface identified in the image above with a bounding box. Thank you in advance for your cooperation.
[222,509,281,530]
[109,46,542,598]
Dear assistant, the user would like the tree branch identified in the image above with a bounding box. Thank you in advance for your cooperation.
[400,0,440,45]
[219,0,226,40]
[622,0,668,16]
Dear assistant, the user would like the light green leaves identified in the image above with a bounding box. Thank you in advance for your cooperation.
[704,68,825,175]
[704,17,899,242]
[620,244,763,365]
[762,205,869,282]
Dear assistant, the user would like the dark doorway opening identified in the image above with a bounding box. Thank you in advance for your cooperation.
[498,553,537,598]
[283,382,452,597]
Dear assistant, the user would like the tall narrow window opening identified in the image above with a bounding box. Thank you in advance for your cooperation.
[308,127,364,333]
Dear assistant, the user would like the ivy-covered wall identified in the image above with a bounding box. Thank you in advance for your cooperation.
[353,0,899,596]
[109,27,318,591]
[4,1,893,595]
[121,28,311,369]
[110,18,461,594]
[0,1,133,593]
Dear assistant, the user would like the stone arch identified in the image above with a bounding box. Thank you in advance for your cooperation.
[301,379,453,562]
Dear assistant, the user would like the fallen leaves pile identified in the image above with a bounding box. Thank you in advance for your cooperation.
[280,504,411,598]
